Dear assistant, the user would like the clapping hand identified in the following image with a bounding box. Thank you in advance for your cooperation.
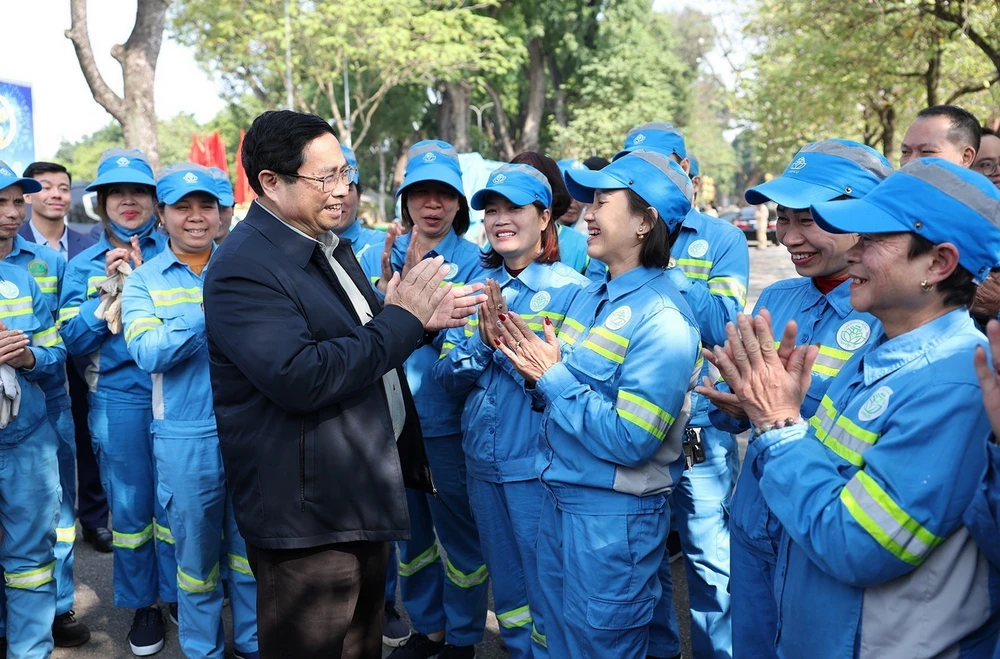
[478,279,507,348]
[495,311,561,384]
[974,319,1000,438]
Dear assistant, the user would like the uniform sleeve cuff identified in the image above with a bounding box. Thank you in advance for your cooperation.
[667,266,692,292]
[749,423,809,480]
[536,361,577,402]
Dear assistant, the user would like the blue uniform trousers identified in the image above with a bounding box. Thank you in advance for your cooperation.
[536,490,669,659]
[650,426,737,659]
[0,423,59,658]
[397,434,488,646]
[467,477,546,659]
[88,392,176,608]
[153,428,257,658]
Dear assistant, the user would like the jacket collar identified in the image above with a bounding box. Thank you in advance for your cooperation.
[799,276,854,318]
[862,308,973,385]
[338,220,363,246]
[159,241,218,278]
[607,265,661,302]
[681,208,707,234]
[245,200,320,269]
[8,234,34,259]
[496,260,548,292]
[392,228,462,269]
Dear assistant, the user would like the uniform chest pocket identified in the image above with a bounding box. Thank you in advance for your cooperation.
[567,326,629,383]
[150,287,204,323]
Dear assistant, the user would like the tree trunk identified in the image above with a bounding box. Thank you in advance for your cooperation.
[548,54,567,127]
[924,43,942,108]
[66,0,170,169]
[483,83,515,161]
[880,105,897,160]
[437,82,470,152]
[517,37,546,153]
[392,136,413,195]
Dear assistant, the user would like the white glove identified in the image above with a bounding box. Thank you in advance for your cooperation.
[0,364,21,430]
[94,261,133,335]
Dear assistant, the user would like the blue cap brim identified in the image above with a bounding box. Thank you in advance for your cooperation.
[217,192,235,207]
[810,197,910,235]
[470,185,541,211]
[613,145,683,162]
[745,177,847,208]
[86,170,157,191]
[564,169,628,204]
[396,165,465,199]
[160,184,222,206]
[0,177,42,194]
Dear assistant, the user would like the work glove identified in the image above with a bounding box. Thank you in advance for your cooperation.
[94,261,133,335]
[0,363,21,430]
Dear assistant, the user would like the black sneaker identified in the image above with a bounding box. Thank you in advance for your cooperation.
[382,602,412,648]
[0,636,6,657]
[167,602,178,626]
[53,610,91,647]
[128,606,165,656]
[439,645,476,659]
[386,633,445,658]
[82,527,114,553]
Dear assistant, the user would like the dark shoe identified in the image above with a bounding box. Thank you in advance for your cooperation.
[167,602,178,626]
[667,530,683,563]
[53,610,91,647]
[382,602,412,647]
[387,633,445,658]
[438,645,476,659]
[127,606,165,656]
[82,527,113,553]
[0,636,6,657]
[233,651,260,659]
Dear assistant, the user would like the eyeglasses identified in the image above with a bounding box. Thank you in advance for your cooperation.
[974,159,999,177]
[288,166,359,192]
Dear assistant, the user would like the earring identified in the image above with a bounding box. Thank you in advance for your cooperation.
[920,280,934,292]
[637,232,646,241]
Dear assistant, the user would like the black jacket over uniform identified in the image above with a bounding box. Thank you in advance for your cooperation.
[204,201,433,550]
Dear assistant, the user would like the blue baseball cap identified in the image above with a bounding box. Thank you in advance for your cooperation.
[207,167,235,207]
[557,159,587,177]
[688,155,700,178]
[156,163,223,206]
[471,163,553,210]
[0,161,41,194]
[340,144,360,185]
[614,122,687,161]
[397,140,465,199]
[564,151,693,231]
[811,158,1000,284]
[86,148,156,191]
[746,139,893,208]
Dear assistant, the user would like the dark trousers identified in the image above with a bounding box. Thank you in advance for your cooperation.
[69,366,109,529]
[247,541,389,659]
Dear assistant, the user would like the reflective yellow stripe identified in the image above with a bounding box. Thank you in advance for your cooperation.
[228,553,253,576]
[0,296,33,319]
[464,318,480,338]
[177,563,221,593]
[582,327,629,364]
[531,624,547,648]
[58,306,80,323]
[707,277,748,305]
[497,604,532,629]
[841,471,944,566]
[5,561,55,589]
[558,317,585,345]
[677,258,713,280]
[113,523,154,550]
[445,558,488,588]
[86,276,105,297]
[124,317,164,343]
[398,543,440,577]
[617,390,674,441]
[155,523,175,545]
[56,526,77,544]
[439,341,456,359]
[32,325,62,348]
[150,286,203,307]
[33,275,58,294]
[812,345,855,377]
[809,395,878,467]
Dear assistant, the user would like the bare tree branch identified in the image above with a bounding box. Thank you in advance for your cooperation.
[65,0,126,121]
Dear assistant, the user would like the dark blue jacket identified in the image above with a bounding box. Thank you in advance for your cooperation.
[18,221,96,259]
[204,201,433,550]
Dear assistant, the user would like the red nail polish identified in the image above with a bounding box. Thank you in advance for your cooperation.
[498,313,506,321]
[494,338,501,346]
[544,317,552,326]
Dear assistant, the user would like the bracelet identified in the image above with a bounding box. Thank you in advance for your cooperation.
[753,415,807,438]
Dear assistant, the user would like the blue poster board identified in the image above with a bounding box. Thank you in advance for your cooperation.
[0,80,35,175]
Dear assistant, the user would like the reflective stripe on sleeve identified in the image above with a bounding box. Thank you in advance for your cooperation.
[840,470,944,566]
[58,306,80,324]
[125,317,165,344]
[812,345,855,377]
[0,296,33,320]
[707,277,748,305]
[32,326,62,348]
[558,317,585,345]
[676,258,712,280]
[617,390,674,441]
[809,396,878,467]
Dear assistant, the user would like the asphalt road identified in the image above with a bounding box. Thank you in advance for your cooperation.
[55,243,798,659]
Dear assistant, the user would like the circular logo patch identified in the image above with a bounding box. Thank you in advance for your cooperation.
[687,239,709,258]
[858,386,893,422]
[836,319,871,351]
[27,259,48,277]
[530,291,551,312]
[443,263,459,281]
[0,280,19,299]
[605,305,632,331]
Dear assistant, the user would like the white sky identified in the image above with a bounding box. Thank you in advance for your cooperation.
[0,0,737,161]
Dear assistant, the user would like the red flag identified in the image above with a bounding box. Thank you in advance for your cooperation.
[207,131,229,175]
[188,133,210,166]
[234,129,256,205]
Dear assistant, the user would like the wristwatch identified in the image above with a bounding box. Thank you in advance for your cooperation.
[753,416,807,438]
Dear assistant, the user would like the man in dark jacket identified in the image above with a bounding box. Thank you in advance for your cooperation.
[204,110,484,659]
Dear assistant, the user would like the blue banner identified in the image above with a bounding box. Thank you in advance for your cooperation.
[0,80,34,175]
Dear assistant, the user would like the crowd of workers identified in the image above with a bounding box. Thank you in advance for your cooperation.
[0,101,999,659]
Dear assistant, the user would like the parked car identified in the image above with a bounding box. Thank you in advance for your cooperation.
[67,181,100,235]
[730,204,778,245]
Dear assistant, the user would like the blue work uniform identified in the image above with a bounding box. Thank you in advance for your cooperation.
[532,265,701,658]
[751,309,998,658]
[649,209,749,659]
[121,246,258,658]
[360,228,491,646]
[964,441,1000,659]
[1,236,78,626]
[708,277,880,657]
[557,224,590,275]
[57,223,177,609]
[0,262,64,659]
[432,260,589,657]
[339,220,384,262]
